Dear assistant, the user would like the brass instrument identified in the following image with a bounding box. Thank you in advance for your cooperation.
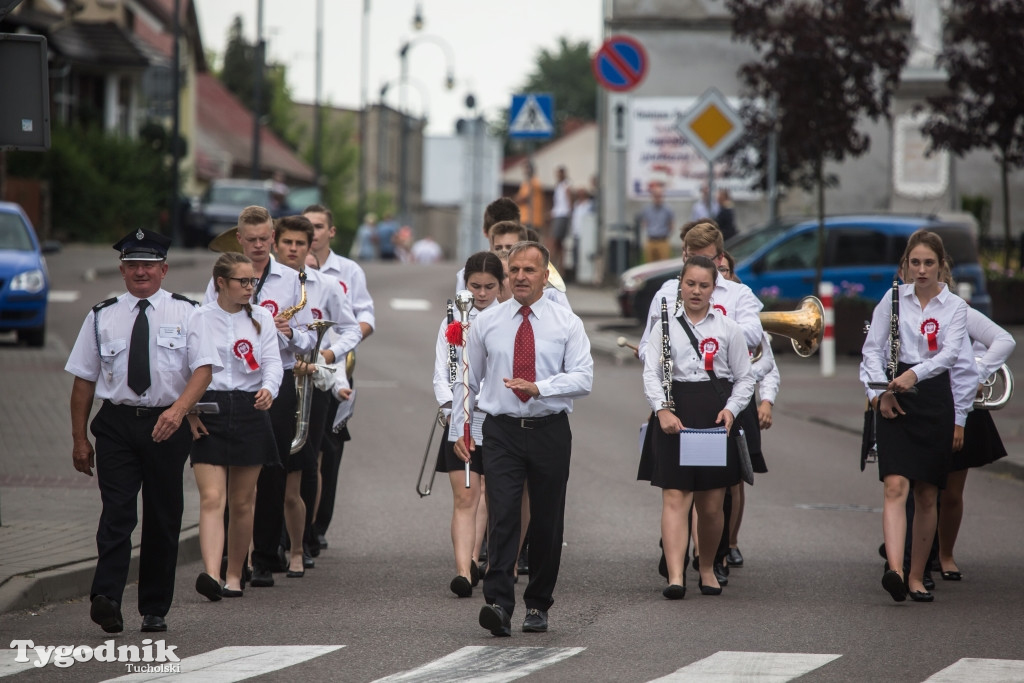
[208,226,243,253]
[976,362,1014,410]
[290,318,336,454]
[279,271,307,320]
[752,296,825,362]
[417,300,456,498]
[660,297,675,411]
[546,262,566,293]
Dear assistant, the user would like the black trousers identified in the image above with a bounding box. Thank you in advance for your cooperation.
[90,402,192,616]
[252,369,296,571]
[482,412,571,617]
[299,387,330,547]
[314,395,349,537]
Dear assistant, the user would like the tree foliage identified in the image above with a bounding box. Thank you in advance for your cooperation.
[919,0,1024,268]
[726,0,908,286]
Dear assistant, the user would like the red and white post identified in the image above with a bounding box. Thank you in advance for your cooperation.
[819,281,835,377]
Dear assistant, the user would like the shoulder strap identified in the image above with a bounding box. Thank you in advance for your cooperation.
[675,314,730,404]
[92,297,117,363]
[92,297,118,313]
[171,292,200,307]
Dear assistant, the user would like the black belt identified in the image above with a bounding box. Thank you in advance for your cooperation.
[102,400,170,418]
[488,411,566,430]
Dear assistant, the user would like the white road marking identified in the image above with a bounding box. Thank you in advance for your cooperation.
[48,290,80,303]
[924,658,1024,682]
[372,646,585,683]
[0,649,37,678]
[390,298,432,311]
[101,645,343,682]
[649,651,841,682]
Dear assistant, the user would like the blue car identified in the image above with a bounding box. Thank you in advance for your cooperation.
[0,202,53,347]
[617,214,990,322]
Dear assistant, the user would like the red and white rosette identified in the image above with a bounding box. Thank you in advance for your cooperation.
[699,337,720,372]
[920,318,940,352]
[311,307,323,320]
[713,303,728,317]
[260,300,279,317]
[338,280,348,294]
[233,339,260,371]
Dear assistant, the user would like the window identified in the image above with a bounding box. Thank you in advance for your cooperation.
[762,231,818,271]
[830,230,890,266]
[0,214,33,251]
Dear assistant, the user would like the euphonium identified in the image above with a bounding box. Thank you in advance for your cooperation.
[976,362,1014,410]
[752,296,825,362]
[290,318,336,454]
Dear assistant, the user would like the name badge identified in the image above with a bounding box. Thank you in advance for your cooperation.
[159,324,183,337]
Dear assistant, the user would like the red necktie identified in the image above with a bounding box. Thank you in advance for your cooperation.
[512,306,535,402]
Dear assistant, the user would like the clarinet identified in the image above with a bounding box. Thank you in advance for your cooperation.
[886,278,900,384]
[660,297,675,411]
[446,299,457,387]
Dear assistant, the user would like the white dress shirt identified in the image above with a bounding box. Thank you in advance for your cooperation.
[432,302,496,406]
[66,289,222,407]
[751,332,781,405]
[452,296,592,432]
[642,306,755,417]
[321,250,375,331]
[860,283,970,402]
[949,308,1014,425]
[196,302,283,396]
[203,259,315,370]
[301,267,362,361]
[639,276,764,363]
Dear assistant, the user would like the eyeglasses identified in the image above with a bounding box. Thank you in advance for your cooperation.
[718,267,732,275]
[229,277,259,287]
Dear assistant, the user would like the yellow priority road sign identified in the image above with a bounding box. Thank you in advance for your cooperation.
[675,88,745,162]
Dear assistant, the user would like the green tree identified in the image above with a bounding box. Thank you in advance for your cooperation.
[726,0,908,289]
[919,0,1024,269]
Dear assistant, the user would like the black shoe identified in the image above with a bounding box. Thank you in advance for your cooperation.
[663,584,686,600]
[698,577,722,596]
[275,547,289,572]
[713,562,729,586]
[450,575,472,597]
[470,560,480,587]
[316,533,328,550]
[479,603,511,637]
[882,569,908,602]
[90,595,124,633]
[908,589,934,602]
[250,567,275,587]
[141,615,167,632]
[196,572,223,602]
[940,569,962,581]
[286,569,305,578]
[220,587,243,598]
[727,547,744,567]
[308,542,320,559]
[303,553,315,569]
[923,571,935,591]
[522,608,548,632]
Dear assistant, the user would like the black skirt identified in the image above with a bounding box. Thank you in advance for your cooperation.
[435,436,485,475]
[950,409,1007,471]
[736,398,766,473]
[638,380,741,492]
[876,363,953,487]
[190,390,280,468]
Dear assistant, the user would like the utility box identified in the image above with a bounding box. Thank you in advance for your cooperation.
[0,33,50,151]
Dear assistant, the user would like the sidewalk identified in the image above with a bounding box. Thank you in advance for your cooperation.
[0,274,1019,614]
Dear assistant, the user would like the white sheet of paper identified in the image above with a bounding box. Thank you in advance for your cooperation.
[639,422,648,455]
[679,427,728,467]
[448,409,485,446]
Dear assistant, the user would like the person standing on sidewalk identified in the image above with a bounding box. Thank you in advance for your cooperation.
[548,166,572,271]
[640,181,674,263]
[66,229,220,633]
[454,242,593,636]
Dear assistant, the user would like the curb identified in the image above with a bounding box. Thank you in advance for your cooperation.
[0,526,200,615]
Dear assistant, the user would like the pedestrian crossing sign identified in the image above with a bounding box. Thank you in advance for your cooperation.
[509,93,555,139]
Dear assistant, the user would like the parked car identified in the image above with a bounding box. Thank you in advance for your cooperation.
[617,214,991,323]
[184,179,321,247]
[0,202,55,347]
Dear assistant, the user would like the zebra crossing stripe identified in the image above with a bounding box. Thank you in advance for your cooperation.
[0,649,37,678]
[924,658,1024,682]
[648,651,841,682]
[372,646,585,683]
[100,645,343,682]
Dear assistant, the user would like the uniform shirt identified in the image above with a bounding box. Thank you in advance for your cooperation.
[302,267,362,362]
[949,308,1014,425]
[452,296,593,432]
[322,250,375,331]
[751,332,781,405]
[432,301,496,406]
[639,276,764,363]
[860,283,970,402]
[65,289,221,407]
[203,259,315,370]
[196,302,283,395]
[456,268,573,311]
[642,306,755,417]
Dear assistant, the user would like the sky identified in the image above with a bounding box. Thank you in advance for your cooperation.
[194,0,604,136]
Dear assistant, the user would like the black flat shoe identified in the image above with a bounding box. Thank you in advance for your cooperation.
[141,615,167,632]
[220,587,243,598]
[941,570,962,581]
[698,577,722,596]
[479,603,511,637]
[908,589,934,602]
[286,569,305,578]
[196,572,223,602]
[90,595,124,634]
[663,584,686,600]
[449,575,472,598]
[923,571,935,591]
[303,553,315,569]
[727,547,744,567]
[713,562,729,586]
[250,567,274,587]
[882,569,908,602]
[470,560,480,587]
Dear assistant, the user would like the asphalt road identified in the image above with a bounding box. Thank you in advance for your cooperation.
[1,247,1022,682]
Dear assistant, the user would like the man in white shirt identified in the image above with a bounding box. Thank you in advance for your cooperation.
[454,242,593,637]
[548,166,572,270]
[67,229,219,633]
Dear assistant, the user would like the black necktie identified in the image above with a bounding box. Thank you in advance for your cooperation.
[128,299,151,395]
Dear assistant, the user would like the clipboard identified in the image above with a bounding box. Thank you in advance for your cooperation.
[679,427,727,467]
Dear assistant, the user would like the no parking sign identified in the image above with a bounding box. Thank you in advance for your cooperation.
[592,36,648,92]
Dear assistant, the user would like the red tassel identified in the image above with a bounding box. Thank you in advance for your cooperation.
[446,321,464,346]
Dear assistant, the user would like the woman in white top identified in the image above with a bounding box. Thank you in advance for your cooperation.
[860,230,971,603]
[432,252,505,597]
[639,255,754,599]
[189,253,283,600]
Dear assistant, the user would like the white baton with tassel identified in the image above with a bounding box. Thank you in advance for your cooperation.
[450,290,475,488]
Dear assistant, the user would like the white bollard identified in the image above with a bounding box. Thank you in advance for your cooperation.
[819,281,835,377]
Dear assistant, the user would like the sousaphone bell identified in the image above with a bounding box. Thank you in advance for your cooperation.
[753,296,825,362]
